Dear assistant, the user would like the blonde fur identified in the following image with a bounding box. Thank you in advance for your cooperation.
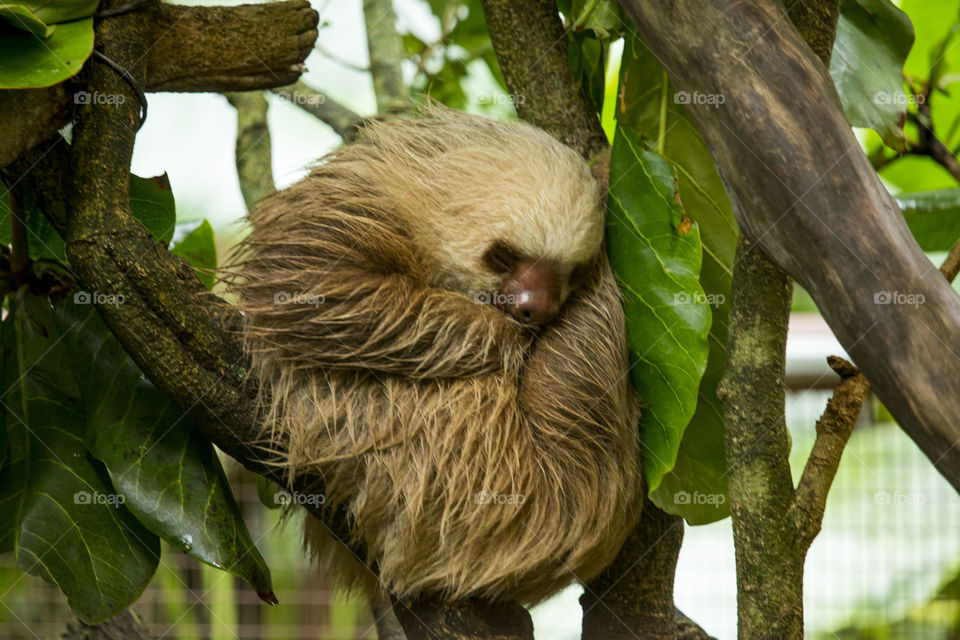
[228,105,643,604]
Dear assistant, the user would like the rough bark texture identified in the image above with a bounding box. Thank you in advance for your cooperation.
[363,0,409,112]
[146,1,318,92]
[225,92,275,210]
[0,0,318,170]
[580,496,682,639]
[394,599,533,640]
[480,0,608,161]
[718,237,801,639]
[619,0,960,495]
[60,610,150,640]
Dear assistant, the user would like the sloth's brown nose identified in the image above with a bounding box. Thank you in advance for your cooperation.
[500,260,561,327]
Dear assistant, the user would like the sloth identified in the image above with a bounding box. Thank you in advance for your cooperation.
[230,105,643,605]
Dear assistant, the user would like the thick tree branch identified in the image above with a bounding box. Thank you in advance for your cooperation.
[620,0,960,495]
[0,0,318,169]
[271,81,365,141]
[941,238,960,282]
[579,495,685,639]
[717,237,801,639]
[480,0,608,160]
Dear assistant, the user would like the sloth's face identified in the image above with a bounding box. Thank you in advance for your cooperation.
[480,240,595,327]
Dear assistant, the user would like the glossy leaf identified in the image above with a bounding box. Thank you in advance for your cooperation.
[172,220,218,289]
[606,128,711,495]
[0,5,52,37]
[616,35,734,523]
[830,0,914,151]
[896,188,960,252]
[0,297,160,622]
[51,299,275,603]
[129,174,177,246]
[29,0,98,25]
[0,17,92,88]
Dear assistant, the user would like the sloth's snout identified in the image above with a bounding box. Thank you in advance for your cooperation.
[500,260,561,327]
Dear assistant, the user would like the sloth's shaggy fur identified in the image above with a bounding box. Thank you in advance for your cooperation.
[229,106,643,604]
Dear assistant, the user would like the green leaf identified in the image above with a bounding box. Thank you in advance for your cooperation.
[52,299,275,603]
[0,17,92,88]
[830,0,915,151]
[0,173,175,261]
[0,191,66,262]
[606,129,711,495]
[0,5,53,37]
[0,297,160,622]
[256,475,284,510]
[129,173,177,246]
[28,0,98,25]
[172,220,218,289]
[896,188,960,251]
[568,31,606,115]
[569,0,624,41]
[616,34,734,523]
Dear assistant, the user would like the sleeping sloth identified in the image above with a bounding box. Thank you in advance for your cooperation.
[230,105,643,605]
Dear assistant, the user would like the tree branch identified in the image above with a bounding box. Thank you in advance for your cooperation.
[620,0,960,496]
[363,0,408,111]
[0,0,318,170]
[717,236,801,638]
[480,0,608,161]
[225,92,275,210]
[790,357,868,549]
[941,237,960,283]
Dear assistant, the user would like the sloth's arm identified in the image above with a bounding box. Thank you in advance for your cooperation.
[517,258,636,436]
[238,203,529,379]
[252,269,529,378]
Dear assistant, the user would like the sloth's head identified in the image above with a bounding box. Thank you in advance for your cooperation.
[361,106,606,327]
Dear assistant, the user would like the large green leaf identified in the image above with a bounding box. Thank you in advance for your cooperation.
[606,128,711,494]
[830,0,914,151]
[52,299,275,603]
[615,35,735,523]
[896,188,960,252]
[0,17,92,88]
[172,220,218,289]
[0,297,160,622]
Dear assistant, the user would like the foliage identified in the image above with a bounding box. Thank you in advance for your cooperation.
[0,0,99,88]
[0,177,269,623]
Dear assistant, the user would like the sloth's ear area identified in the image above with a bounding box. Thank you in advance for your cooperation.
[498,259,562,327]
